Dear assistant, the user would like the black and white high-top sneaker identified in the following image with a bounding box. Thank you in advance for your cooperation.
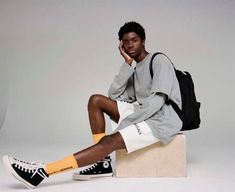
[2,155,48,189]
[72,156,113,180]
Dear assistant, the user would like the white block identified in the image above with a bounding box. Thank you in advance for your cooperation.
[115,134,187,177]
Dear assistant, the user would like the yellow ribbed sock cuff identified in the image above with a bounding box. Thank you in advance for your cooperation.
[45,155,78,176]
[92,133,105,144]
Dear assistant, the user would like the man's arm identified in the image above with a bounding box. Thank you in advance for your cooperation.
[108,41,136,102]
[108,63,135,102]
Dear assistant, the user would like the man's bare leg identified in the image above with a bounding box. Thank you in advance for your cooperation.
[47,94,122,179]
[88,94,120,134]
[73,132,125,166]
[72,94,122,179]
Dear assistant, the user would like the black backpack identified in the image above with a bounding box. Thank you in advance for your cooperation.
[150,52,201,131]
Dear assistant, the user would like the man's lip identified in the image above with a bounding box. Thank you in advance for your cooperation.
[128,51,135,54]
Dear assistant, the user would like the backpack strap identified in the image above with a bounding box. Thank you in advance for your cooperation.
[167,97,182,120]
[149,52,183,119]
[150,52,176,77]
[149,52,162,78]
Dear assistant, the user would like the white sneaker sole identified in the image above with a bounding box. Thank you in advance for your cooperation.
[72,172,113,181]
[2,155,35,189]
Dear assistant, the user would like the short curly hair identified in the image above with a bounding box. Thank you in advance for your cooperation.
[118,21,146,41]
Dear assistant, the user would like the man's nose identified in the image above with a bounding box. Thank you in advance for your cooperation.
[128,42,134,48]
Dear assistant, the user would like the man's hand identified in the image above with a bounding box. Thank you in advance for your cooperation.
[118,41,133,65]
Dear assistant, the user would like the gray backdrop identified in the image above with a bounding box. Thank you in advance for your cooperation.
[0,0,235,148]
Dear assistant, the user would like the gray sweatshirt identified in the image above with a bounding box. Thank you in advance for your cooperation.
[108,53,182,144]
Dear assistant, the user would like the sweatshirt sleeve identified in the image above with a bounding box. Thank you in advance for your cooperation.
[108,63,136,103]
[150,54,174,98]
[114,93,166,131]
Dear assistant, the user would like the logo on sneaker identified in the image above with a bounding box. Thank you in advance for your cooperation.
[103,161,109,168]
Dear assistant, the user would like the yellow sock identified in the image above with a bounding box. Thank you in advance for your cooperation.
[45,155,78,176]
[92,133,105,144]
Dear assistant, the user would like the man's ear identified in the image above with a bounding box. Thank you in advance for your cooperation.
[142,40,145,46]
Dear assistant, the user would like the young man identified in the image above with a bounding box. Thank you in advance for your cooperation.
[2,21,182,189]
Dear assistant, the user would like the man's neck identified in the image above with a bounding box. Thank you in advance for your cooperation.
[134,50,149,63]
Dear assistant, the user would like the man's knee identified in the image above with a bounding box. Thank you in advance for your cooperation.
[88,94,105,109]
[98,134,125,151]
[99,135,114,146]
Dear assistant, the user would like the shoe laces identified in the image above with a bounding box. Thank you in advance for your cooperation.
[80,163,98,173]
[13,157,31,165]
[14,157,42,166]
[13,158,47,179]
[80,158,111,174]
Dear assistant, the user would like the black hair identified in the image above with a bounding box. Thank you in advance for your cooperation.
[118,21,146,41]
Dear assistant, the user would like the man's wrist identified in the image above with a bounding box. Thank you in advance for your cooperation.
[125,59,133,66]
[124,61,135,69]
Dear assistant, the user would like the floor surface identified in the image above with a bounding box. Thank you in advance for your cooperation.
[0,135,234,192]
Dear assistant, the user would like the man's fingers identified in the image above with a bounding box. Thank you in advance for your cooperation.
[118,41,123,51]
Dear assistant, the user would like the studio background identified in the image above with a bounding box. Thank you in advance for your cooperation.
[0,0,234,191]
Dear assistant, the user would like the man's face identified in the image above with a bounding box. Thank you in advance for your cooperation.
[122,32,145,58]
